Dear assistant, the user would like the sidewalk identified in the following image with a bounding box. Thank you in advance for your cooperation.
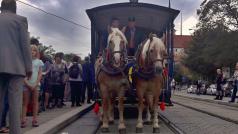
[173,90,238,108]
[22,102,72,133]
[23,102,93,134]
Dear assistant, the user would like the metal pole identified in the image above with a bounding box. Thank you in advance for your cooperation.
[91,23,96,64]
[171,23,174,79]
[181,12,183,36]
[166,25,172,104]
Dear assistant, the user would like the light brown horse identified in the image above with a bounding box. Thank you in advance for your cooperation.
[95,28,129,133]
[134,34,167,133]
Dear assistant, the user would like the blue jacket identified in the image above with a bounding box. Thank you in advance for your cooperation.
[82,61,95,83]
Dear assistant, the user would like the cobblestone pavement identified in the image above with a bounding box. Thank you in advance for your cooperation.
[97,106,175,134]
[60,106,175,134]
[173,96,238,123]
[59,111,100,134]
[96,118,174,134]
[159,95,238,134]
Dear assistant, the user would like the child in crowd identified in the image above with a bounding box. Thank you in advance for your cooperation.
[21,45,44,128]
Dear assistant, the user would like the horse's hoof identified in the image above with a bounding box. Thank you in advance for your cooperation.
[136,127,143,133]
[144,121,152,125]
[119,128,126,134]
[101,127,109,133]
[153,127,160,133]
[109,120,114,125]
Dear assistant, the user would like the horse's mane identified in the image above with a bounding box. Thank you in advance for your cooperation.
[137,34,166,66]
[107,28,128,46]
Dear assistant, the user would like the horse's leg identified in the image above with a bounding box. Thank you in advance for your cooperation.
[136,89,144,133]
[145,105,152,125]
[145,95,152,125]
[101,89,110,132]
[118,90,126,133]
[108,94,115,124]
[152,95,160,133]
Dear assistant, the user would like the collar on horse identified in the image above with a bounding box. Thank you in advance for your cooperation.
[96,48,128,77]
[100,62,127,76]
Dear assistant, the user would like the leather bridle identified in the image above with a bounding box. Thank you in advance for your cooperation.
[136,37,167,73]
[107,34,127,68]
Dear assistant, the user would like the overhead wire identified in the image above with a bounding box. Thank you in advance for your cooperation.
[16,0,91,31]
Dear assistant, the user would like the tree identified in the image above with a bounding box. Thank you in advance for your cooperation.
[39,45,56,57]
[183,0,238,80]
[64,53,75,62]
[30,37,56,59]
[198,0,238,31]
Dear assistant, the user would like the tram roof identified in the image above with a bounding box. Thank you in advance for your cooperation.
[86,2,180,33]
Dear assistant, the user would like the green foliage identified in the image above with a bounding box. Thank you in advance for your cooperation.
[64,53,75,62]
[39,45,56,57]
[183,0,238,80]
[198,0,238,31]
[30,37,56,59]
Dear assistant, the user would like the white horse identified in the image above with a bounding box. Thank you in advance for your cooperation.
[95,28,129,133]
[134,34,167,133]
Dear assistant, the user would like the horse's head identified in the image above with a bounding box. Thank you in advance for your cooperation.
[139,34,167,73]
[107,28,128,67]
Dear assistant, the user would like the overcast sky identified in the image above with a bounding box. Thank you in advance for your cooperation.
[1,0,203,57]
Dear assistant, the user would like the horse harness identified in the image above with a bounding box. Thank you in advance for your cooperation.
[96,33,128,81]
[133,34,166,80]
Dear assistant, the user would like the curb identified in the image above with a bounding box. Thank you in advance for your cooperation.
[174,94,238,108]
[173,101,238,125]
[159,113,185,134]
[24,104,94,134]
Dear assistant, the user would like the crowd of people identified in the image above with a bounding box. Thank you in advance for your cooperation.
[0,45,96,132]
[0,1,96,133]
[1,47,96,132]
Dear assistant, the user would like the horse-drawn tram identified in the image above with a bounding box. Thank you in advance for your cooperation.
[86,1,180,133]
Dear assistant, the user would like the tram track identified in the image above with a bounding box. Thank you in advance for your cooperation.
[95,105,178,134]
[159,99,238,134]
[156,95,238,134]
[59,105,182,134]
[58,96,238,134]
[172,96,238,125]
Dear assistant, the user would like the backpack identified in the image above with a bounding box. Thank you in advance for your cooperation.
[69,63,80,79]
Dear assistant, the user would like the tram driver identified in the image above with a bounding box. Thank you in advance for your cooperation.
[99,17,121,55]
[122,16,144,57]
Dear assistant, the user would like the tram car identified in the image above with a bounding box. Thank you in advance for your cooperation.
[86,1,180,104]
